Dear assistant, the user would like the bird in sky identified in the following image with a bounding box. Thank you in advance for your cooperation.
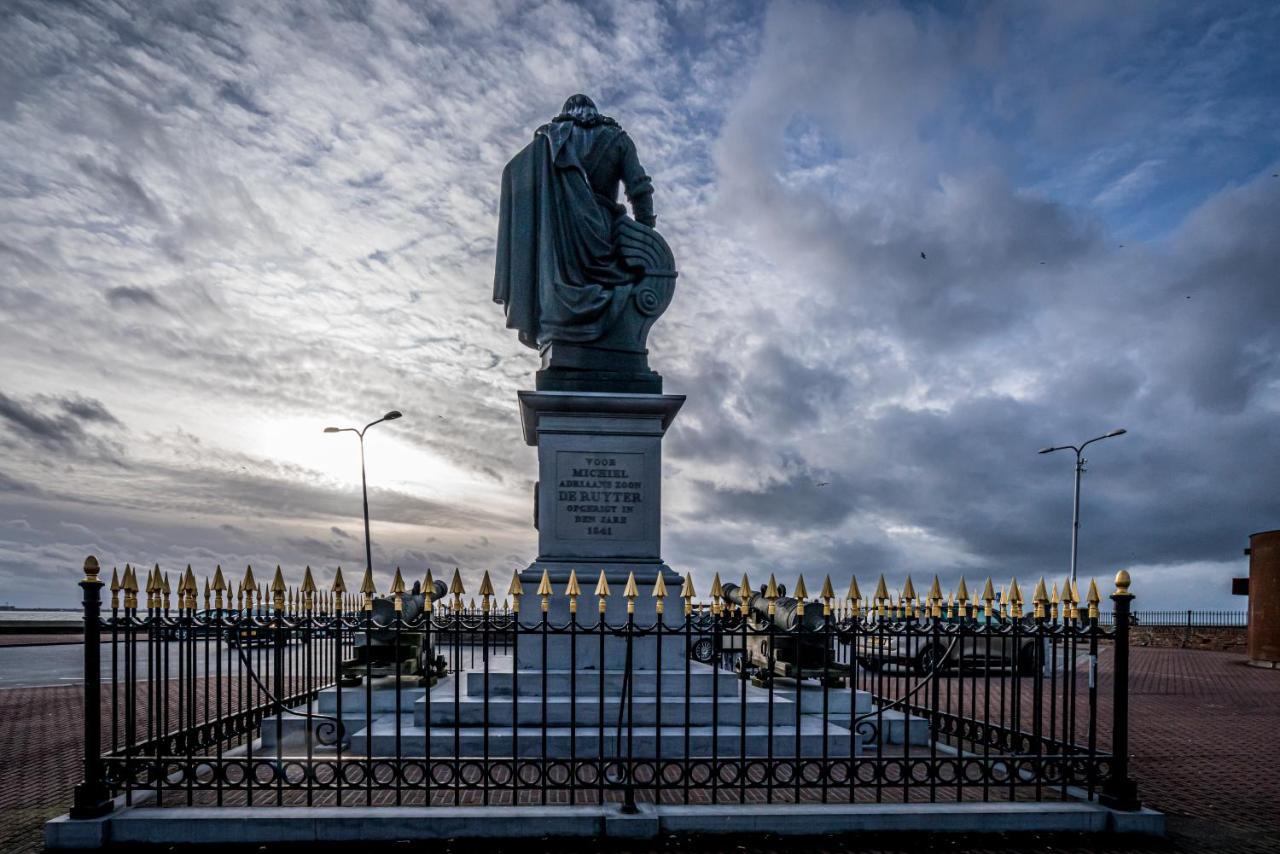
[920,252,926,259]
[816,481,830,487]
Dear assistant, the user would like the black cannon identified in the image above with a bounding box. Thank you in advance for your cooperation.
[339,580,447,687]
[720,582,849,687]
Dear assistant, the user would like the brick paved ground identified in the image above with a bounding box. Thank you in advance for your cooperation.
[2,647,1277,853]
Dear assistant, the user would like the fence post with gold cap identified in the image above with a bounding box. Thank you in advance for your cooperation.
[1100,569,1141,810]
[72,556,114,818]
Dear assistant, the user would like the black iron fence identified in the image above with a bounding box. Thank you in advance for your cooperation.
[1099,610,1246,628]
[68,558,1142,818]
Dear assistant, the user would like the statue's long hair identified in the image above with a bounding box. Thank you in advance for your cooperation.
[552,94,618,128]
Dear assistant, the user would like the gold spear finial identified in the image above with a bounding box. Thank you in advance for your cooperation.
[846,575,861,606]
[793,574,808,615]
[390,567,406,611]
[301,566,316,610]
[449,568,465,611]
[83,555,101,584]
[928,575,943,618]
[709,572,723,601]
[595,570,610,613]
[764,572,779,600]
[902,575,916,602]
[981,577,995,618]
[738,572,751,615]
[537,568,553,596]
[1009,577,1023,616]
[559,568,578,613]
[624,571,638,613]
[1114,568,1132,597]
[1087,578,1101,618]
[183,565,199,609]
[1032,576,1048,618]
[331,567,347,595]
[681,573,695,615]
[358,565,374,610]
[242,565,257,593]
[123,564,139,609]
[956,576,969,603]
[652,571,668,599]
[873,574,888,602]
[820,575,834,601]
[160,569,171,609]
[652,572,667,614]
[271,565,286,606]
[211,565,226,608]
[109,567,121,609]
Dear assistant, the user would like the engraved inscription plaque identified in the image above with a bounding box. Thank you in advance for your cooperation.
[553,450,646,541]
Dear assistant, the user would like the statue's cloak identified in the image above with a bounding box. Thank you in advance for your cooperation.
[493,124,635,349]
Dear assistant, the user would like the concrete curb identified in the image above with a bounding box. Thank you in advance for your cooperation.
[46,801,1164,847]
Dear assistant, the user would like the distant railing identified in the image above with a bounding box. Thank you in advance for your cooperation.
[1099,610,1246,628]
[66,558,1144,819]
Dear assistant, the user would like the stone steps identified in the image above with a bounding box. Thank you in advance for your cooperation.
[417,694,790,726]
[347,716,866,757]
[260,706,928,754]
[263,660,924,757]
[461,661,750,697]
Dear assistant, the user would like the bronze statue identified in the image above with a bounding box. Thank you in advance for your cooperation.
[493,95,677,393]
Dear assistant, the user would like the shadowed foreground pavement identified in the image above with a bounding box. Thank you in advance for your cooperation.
[2,647,1276,853]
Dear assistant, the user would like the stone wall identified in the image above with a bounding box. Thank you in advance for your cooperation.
[1126,625,1247,651]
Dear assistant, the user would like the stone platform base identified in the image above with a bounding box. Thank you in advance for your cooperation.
[45,801,1165,847]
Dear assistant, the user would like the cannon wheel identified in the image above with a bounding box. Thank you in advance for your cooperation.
[913,644,947,676]
[690,637,716,664]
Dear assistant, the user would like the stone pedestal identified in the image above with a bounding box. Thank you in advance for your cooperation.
[516,390,684,670]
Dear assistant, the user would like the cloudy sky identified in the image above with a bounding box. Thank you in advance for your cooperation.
[2,0,1277,609]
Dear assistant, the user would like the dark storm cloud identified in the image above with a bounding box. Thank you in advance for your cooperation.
[0,392,122,453]
[105,285,166,310]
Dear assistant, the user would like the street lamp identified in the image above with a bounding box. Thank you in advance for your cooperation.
[324,410,402,574]
[1038,428,1127,585]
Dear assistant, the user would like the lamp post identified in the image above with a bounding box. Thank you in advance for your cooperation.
[325,410,402,573]
[1039,429,1127,585]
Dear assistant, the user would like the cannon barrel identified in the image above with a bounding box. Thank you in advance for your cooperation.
[367,580,448,640]
[721,583,826,632]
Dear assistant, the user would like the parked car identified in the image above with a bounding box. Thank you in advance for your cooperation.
[852,616,1040,676]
